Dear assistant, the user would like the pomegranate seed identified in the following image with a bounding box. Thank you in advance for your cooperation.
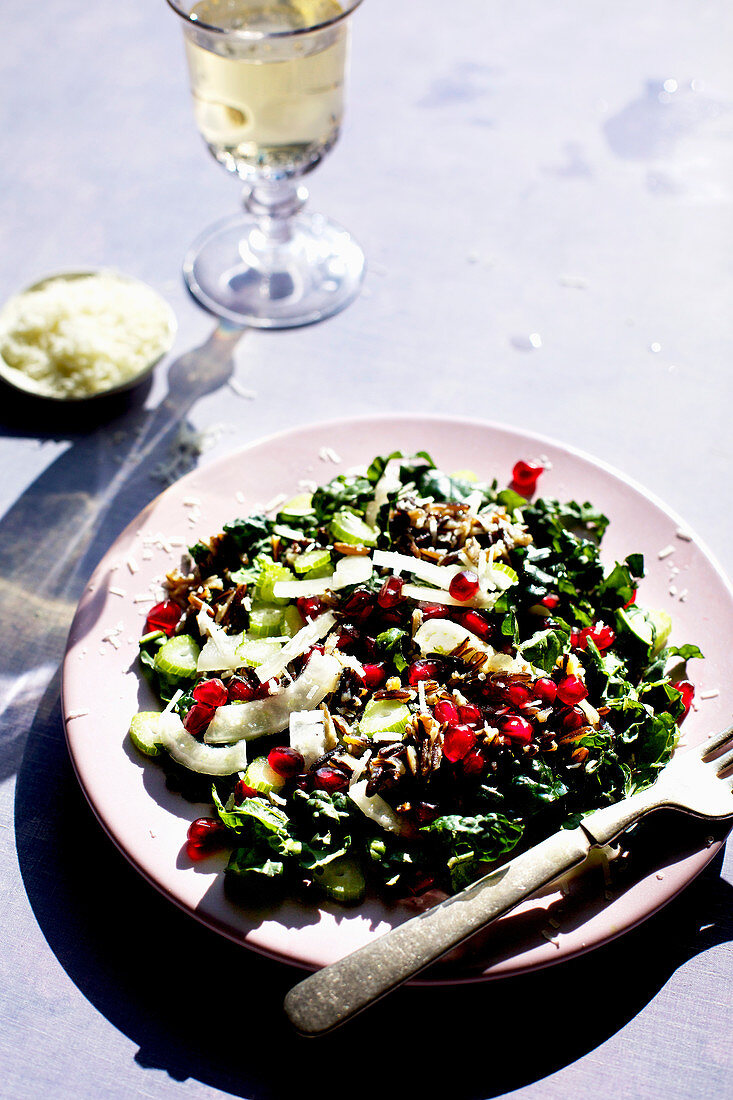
[443,723,476,762]
[227,675,256,702]
[302,643,326,667]
[433,698,460,726]
[407,659,441,686]
[341,589,374,622]
[360,662,387,690]
[336,624,359,650]
[407,873,437,896]
[297,596,324,622]
[186,841,212,862]
[589,623,616,652]
[511,460,544,496]
[414,801,439,825]
[561,706,585,732]
[377,576,405,609]
[533,677,558,704]
[187,817,226,848]
[234,779,258,801]
[457,609,493,641]
[501,715,534,744]
[459,703,483,727]
[462,747,487,775]
[448,570,480,602]
[557,675,588,706]
[675,680,695,720]
[418,602,448,620]
[505,682,531,708]
[540,593,559,610]
[253,678,278,699]
[313,766,349,794]
[193,678,228,708]
[267,746,305,778]
[144,599,182,637]
[184,702,214,737]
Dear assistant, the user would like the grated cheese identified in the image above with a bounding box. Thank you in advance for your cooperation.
[0,272,175,398]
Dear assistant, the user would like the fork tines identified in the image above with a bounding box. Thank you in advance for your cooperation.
[697,723,733,760]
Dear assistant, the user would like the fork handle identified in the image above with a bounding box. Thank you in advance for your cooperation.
[283,825,591,1036]
[581,786,661,847]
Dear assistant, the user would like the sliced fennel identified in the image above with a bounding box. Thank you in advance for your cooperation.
[272,554,373,599]
[204,652,342,745]
[348,779,405,835]
[254,611,336,683]
[134,711,251,775]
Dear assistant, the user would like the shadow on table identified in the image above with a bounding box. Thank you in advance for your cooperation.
[15,674,733,1100]
[0,320,246,783]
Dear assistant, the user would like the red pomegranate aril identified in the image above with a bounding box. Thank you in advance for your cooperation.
[458,609,493,641]
[187,817,226,848]
[360,662,387,691]
[297,596,324,622]
[313,766,350,794]
[267,746,305,778]
[418,602,448,621]
[407,873,437,896]
[443,723,476,762]
[227,676,256,702]
[253,677,278,699]
[433,698,460,726]
[462,747,487,776]
[184,702,214,737]
[533,677,558,704]
[407,659,441,686]
[505,682,531,708]
[589,623,616,652]
[448,570,480,602]
[511,460,544,495]
[562,706,585,732]
[676,680,695,720]
[377,575,405,609]
[186,841,212,862]
[144,599,182,637]
[459,703,483,727]
[193,678,228,708]
[341,589,373,622]
[414,801,440,825]
[501,715,534,744]
[302,643,326,668]
[234,779,258,801]
[557,675,588,706]
[336,624,359,650]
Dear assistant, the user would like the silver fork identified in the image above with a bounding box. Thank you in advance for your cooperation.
[284,725,733,1036]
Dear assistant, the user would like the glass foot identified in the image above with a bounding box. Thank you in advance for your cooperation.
[182,210,365,329]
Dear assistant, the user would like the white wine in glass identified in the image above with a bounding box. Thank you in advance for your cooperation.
[167,0,365,328]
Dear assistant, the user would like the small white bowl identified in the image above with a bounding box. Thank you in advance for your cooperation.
[0,269,178,402]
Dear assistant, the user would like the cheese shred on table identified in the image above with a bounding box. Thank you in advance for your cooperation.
[0,272,173,398]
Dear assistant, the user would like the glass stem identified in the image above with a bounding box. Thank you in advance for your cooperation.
[243,179,308,251]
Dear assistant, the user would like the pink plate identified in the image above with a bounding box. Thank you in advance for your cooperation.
[62,415,733,981]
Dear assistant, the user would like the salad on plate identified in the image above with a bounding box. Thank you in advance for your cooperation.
[129,451,701,907]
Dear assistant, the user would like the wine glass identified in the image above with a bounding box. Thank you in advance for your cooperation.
[166,0,365,328]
